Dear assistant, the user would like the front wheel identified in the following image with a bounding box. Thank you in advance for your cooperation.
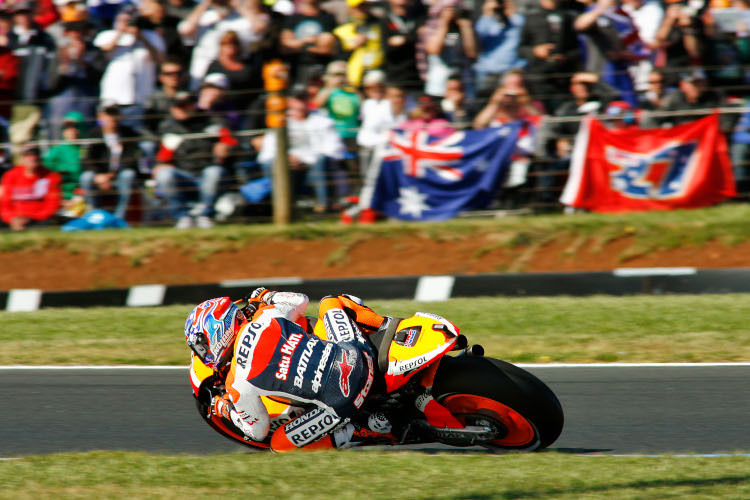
[432,355,564,451]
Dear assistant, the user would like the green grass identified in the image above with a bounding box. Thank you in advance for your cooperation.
[1,204,748,265]
[0,451,749,499]
[2,294,749,365]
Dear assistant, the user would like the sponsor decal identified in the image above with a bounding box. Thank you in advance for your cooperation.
[395,326,422,347]
[338,350,354,397]
[285,408,339,446]
[235,331,256,370]
[354,352,374,408]
[324,309,356,342]
[275,333,303,381]
[311,343,333,393]
[391,353,429,375]
[294,338,318,389]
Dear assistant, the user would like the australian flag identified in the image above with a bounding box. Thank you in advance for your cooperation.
[369,124,522,221]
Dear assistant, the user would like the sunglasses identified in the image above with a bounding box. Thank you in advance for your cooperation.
[161,70,181,76]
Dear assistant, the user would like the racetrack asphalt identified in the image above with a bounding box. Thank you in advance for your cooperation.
[2,365,748,456]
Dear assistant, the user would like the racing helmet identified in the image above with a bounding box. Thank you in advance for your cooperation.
[185,297,242,370]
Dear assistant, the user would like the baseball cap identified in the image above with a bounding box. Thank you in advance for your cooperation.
[62,111,85,127]
[605,100,632,117]
[202,73,230,90]
[170,91,195,107]
[362,69,386,86]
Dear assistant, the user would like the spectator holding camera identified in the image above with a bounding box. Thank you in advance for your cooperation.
[422,0,478,98]
[93,7,166,132]
[653,1,705,86]
[474,0,526,95]
[473,69,544,129]
[46,20,99,140]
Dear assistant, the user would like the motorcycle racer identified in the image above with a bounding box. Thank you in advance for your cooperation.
[185,288,462,452]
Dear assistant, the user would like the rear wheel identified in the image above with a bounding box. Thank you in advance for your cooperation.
[432,355,564,451]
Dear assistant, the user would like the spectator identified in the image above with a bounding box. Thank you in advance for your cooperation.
[138,0,187,63]
[33,0,61,30]
[45,20,99,140]
[258,91,345,212]
[574,0,645,107]
[518,0,580,108]
[379,0,423,93]
[10,1,57,104]
[602,99,640,129]
[638,67,669,111]
[93,6,166,132]
[474,0,526,95]
[313,60,362,149]
[43,111,85,201]
[402,95,454,136]
[0,144,62,230]
[0,10,19,125]
[144,56,187,136]
[440,76,475,125]
[621,0,664,91]
[178,0,269,90]
[473,69,544,128]
[653,2,705,86]
[357,81,408,151]
[80,101,141,220]
[154,91,234,228]
[656,67,736,132]
[196,72,242,129]
[422,0,478,98]
[279,0,338,85]
[205,30,264,112]
[332,0,384,88]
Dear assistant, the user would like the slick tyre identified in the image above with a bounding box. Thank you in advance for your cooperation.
[432,355,564,451]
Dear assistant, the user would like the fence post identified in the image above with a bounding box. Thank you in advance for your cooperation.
[272,125,292,224]
[263,60,292,225]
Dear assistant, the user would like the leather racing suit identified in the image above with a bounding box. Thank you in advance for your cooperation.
[221,290,377,452]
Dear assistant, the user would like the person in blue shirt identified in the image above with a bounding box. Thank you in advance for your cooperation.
[474,0,526,96]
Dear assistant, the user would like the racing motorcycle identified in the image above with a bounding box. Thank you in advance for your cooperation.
[189,300,564,451]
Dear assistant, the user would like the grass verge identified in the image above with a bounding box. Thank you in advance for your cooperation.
[2,294,749,365]
[0,450,749,499]
[0,204,748,264]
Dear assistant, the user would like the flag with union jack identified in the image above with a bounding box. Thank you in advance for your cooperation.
[560,114,736,212]
[369,124,522,221]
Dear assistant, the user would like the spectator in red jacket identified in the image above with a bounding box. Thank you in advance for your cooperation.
[0,144,62,230]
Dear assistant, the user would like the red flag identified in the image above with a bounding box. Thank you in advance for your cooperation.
[560,114,737,212]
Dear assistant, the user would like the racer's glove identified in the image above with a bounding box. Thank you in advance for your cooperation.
[211,394,233,420]
[249,287,272,302]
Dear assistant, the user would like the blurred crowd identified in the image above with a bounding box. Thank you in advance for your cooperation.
[0,0,749,230]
